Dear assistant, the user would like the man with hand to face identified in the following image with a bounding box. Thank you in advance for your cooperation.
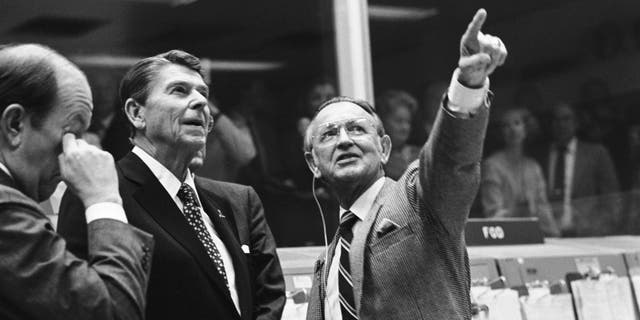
[58,50,285,320]
[303,9,507,320]
[0,44,154,320]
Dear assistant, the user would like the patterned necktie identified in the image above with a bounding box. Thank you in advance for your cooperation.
[177,183,229,288]
[337,210,359,320]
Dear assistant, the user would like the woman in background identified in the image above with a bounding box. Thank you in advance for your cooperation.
[481,108,560,236]
[376,90,421,180]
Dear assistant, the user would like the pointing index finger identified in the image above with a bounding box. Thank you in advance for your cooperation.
[62,133,78,154]
[464,8,487,40]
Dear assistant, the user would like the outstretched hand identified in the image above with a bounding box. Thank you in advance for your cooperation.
[458,9,507,87]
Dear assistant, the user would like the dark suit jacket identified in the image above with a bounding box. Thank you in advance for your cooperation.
[537,139,621,236]
[58,152,285,320]
[0,171,154,320]
[306,100,490,320]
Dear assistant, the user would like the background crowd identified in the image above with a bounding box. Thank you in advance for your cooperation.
[44,68,640,245]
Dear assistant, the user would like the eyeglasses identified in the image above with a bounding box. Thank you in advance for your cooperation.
[311,118,378,147]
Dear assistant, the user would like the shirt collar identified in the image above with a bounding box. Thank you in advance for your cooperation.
[0,162,12,179]
[553,137,577,154]
[339,177,386,221]
[132,146,194,200]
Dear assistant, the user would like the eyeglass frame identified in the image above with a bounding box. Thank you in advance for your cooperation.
[309,117,383,149]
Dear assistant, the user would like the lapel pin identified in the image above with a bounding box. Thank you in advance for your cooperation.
[216,209,225,218]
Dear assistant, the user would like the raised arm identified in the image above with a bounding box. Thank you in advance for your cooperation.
[417,9,507,236]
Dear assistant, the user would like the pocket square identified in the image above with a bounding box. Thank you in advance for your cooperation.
[241,244,250,254]
[376,218,400,237]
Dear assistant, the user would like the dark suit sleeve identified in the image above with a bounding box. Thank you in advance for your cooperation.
[57,190,90,259]
[0,203,153,320]
[416,96,490,236]
[246,187,286,320]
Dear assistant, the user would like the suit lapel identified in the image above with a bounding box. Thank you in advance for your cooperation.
[350,178,393,314]
[118,153,237,310]
[571,141,587,197]
[196,179,252,320]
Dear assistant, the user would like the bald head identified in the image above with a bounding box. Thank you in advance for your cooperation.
[0,43,91,128]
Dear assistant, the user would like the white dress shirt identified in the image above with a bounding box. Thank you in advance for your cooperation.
[132,146,240,314]
[324,70,490,319]
[0,161,127,224]
[548,137,577,230]
[325,177,385,320]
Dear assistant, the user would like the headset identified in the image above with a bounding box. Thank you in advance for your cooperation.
[311,175,330,293]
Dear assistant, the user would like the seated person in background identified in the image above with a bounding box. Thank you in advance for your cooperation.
[408,81,449,146]
[0,43,153,319]
[481,108,560,236]
[376,90,421,180]
[82,67,122,149]
[195,96,257,183]
[296,78,337,138]
[535,102,621,237]
[284,78,337,191]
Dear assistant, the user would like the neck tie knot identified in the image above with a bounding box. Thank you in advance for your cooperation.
[340,210,359,230]
[178,183,198,206]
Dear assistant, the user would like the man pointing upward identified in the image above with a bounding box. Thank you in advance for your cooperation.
[304,9,507,319]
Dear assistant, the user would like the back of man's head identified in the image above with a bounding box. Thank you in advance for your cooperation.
[0,44,62,128]
[119,50,204,138]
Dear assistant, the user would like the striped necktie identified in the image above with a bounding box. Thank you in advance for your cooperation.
[177,183,229,288]
[338,210,359,319]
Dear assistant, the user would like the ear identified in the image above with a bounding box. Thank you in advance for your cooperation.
[124,98,146,131]
[304,150,322,178]
[379,134,392,165]
[0,104,28,148]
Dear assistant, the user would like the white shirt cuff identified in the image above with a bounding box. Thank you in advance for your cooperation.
[447,68,490,114]
[85,202,128,224]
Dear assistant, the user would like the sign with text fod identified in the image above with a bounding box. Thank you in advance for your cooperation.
[465,218,545,246]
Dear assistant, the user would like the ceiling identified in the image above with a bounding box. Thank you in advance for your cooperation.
[1,0,638,102]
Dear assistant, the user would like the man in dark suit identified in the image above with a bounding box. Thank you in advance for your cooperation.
[303,9,507,319]
[538,102,621,236]
[58,50,285,320]
[0,43,153,320]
